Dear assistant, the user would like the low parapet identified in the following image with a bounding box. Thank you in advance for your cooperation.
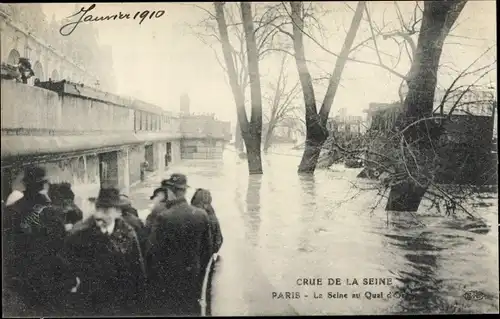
[35,80,144,111]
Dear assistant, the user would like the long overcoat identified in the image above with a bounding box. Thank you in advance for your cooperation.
[61,216,147,316]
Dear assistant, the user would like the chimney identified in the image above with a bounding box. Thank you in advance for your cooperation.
[180,93,190,116]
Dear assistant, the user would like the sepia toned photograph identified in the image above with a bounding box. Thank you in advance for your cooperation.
[1,1,498,317]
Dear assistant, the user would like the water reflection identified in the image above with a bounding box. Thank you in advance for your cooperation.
[384,210,496,314]
[385,229,445,314]
[243,175,262,247]
[297,174,316,253]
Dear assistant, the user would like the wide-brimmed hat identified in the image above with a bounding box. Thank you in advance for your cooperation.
[161,173,189,190]
[22,166,49,188]
[88,188,129,209]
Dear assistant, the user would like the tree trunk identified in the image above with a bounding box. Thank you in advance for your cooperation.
[386,1,468,211]
[214,2,263,174]
[240,2,263,174]
[404,1,467,122]
[235,119,244,152]
[292,1,366,174]
[263,129,272,153]
[290,2,321,173]
[386,181,428,212]
[244,135,263,174]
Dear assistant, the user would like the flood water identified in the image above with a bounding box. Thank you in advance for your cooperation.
[130,144,499,315]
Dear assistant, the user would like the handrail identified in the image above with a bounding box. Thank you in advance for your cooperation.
[198,253,218,316]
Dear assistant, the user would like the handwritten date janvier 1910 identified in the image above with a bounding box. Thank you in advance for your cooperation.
[60,4,165,36]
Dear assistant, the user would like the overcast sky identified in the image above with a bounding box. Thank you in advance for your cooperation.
[41,2,496,124]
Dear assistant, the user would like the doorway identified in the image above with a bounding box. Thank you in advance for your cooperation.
[98,151,119,188]
[145,144,154,171]
[165,142,172,167]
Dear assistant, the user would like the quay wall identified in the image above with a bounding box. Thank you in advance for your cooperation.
[1,80,231,203]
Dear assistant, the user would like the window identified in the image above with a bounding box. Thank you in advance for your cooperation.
[100,162,108,182]
[184,146,197,153]
[24,45,31,59]
[86,155,99,183]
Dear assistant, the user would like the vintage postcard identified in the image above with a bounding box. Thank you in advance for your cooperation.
[1,1,498,317]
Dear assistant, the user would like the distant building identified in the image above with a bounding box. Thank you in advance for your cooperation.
[365,88,496,131]
[363,96,497,185]
[327,114,366,138]
[0,4,115,91]
[363,102,402,132]
[433,88,495,117]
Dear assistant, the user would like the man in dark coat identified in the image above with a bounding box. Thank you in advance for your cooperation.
[144,173,213,316]
[61,188,147,316]
[3,166,73,316]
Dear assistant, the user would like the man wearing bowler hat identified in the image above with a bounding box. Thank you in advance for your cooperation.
[61,187,147,316]
[144,173,213,316]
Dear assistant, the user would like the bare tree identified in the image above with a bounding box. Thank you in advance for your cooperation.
[286,1,366,173]
[262,53,303,152]
[213,2,266,174]
[241,2,264,174]
[190,3,297,156]
[190,3,343,156]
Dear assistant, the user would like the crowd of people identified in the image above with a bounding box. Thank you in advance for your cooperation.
[2,166,224,317]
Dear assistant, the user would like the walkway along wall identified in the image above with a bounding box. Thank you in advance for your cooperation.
[0,79,231,213]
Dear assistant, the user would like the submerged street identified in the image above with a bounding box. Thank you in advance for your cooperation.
[127,145,499,315]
